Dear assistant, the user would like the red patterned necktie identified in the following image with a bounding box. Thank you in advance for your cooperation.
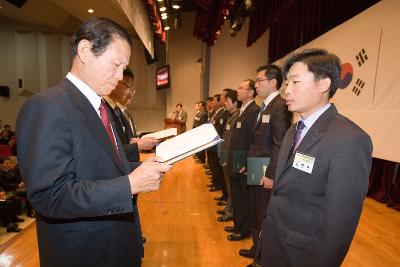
[99,100,121,161]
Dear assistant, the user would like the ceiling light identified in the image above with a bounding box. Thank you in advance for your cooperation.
[88,9,94,14]
[157,0,163,2]
[160,7,166,12]
[161,14,168,20]
[172,4,180,9]
[164,26,170,31]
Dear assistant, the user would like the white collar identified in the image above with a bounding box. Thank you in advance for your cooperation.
[263,91,280,108]
[66,72,101,113]
[240,99,254,114]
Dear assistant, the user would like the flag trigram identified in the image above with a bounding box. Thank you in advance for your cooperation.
[356,48,368,67]
[352,78,365,96]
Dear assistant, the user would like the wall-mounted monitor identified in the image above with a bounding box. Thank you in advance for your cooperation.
[156,65,170,89]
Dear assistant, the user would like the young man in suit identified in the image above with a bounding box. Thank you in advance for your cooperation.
[261,49,373,267]
[16,17,171,267]
[240,65,292,266]
[225,79,260,241]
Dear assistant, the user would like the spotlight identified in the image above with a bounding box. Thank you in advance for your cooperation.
[164,26,170,31]
[160,6,166,12]
[172,0,180,9]
[88,9,94,14]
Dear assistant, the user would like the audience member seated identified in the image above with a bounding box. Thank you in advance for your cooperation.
[0,188,23,233]
[0,157,34,218]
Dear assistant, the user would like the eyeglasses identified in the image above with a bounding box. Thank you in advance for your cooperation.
[237,86,252,91]
[255,78,272,83]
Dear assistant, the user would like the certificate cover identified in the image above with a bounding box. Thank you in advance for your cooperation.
[232,150,247,173]
[247,157,270,185]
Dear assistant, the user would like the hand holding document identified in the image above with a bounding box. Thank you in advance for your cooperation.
[142,128,178,140]
[156,123,223,164]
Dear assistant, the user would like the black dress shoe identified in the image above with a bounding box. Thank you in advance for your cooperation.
[7,226,22,233]
[216,209,225,215]
[216,200,227,206]
[14,217,25,223]
[246,262,261,267]
[224,226,235,233]
[214,196,224,201]
[209,187,221,192]
[239,248,255,258]
[217,215,233,222]
[227,233,250,241]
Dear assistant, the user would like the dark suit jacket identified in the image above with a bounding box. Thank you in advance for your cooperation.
[228,101,260,173]
[261,105,373,267]
[16,78,143,267]
[212,108,230,136]
[103,100,139,162]
[192,110,208,128]
[248,95,292,179]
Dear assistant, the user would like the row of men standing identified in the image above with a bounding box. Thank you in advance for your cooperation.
[204,49,372,267]
[203,64,292,267]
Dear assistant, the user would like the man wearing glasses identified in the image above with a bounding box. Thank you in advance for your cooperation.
[104,68,158,162]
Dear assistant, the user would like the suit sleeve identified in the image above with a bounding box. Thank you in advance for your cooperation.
[265,102,292,179]
[123,143,140,162]
[300,133,372,267]
[16,95,134,219]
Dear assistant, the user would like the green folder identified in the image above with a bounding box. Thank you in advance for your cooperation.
[219,148,228,164]
[247,157,270,185]
[232,150,247,173]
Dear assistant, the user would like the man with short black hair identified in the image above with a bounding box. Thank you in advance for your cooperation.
[173,103,187,132]
[239,64,292,267]
[225,79,260,241]
[261,49,372,267]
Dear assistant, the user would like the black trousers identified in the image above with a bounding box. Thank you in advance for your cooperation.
[230,173,250,235]
[249,185,271,255]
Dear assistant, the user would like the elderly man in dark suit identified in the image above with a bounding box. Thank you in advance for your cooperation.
[261,49,373,267]
[16,17,171,267]
[240,65,292,267]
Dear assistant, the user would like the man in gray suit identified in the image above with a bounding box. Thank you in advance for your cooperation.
[16,17,171,267]
[261,49,372,267]
[173,103,188,132]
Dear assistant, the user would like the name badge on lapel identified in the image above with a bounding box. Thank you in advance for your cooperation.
[293,152,315,174]
[236,122,242,128]
[220,118,224,125]
[262,115,270,123]
[226,124,231,130]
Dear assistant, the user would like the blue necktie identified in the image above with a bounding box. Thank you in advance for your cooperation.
[289,120,305,158]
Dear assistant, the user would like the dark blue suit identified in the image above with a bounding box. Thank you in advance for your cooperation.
[16,78,143,267]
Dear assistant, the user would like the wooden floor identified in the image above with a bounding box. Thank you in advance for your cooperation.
[1,156,399,266]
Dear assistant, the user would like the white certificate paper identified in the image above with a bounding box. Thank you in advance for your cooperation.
[142,128,177,140]
[156,123,223,164]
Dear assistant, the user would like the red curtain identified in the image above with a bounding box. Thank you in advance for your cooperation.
[246,0,380,62]
[368,158,400,211]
